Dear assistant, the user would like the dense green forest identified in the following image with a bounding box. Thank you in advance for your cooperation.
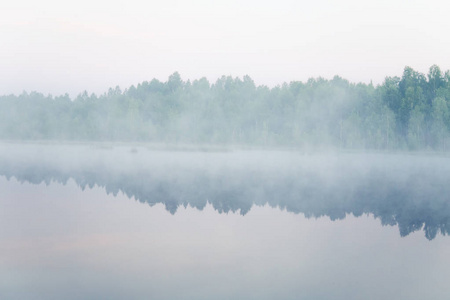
[1,65,450,150]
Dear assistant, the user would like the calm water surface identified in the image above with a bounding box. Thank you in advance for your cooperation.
[1,144,450,300]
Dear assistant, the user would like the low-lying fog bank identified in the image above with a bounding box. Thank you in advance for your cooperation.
[1,142,449,239]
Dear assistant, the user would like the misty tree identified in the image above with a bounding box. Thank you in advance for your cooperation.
[430,97,449,150]
[1,66,450,150]
[407,105,426,149]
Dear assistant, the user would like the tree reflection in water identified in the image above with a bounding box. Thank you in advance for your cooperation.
[1,148,449,240]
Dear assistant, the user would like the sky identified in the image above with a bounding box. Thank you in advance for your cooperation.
[1,0,450,97]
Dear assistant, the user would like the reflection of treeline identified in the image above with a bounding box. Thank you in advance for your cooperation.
[2,66,450,150]
[2,160,449,240]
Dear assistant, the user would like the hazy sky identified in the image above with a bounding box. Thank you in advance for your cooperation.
[1,0,449,96]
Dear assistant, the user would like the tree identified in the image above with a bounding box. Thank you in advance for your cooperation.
[430,97,449,150]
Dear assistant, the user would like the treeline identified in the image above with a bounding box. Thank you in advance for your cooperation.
[1,65,450,150]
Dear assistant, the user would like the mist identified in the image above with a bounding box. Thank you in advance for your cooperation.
[1,143,449,240]
[1,65,450,150]
[3,0,450,296]
[2,66,450,299]
[3,141,450,299]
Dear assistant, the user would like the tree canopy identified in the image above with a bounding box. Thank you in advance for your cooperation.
[2,66,450,150]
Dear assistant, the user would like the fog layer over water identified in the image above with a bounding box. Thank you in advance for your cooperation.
[1,143,449,240]
[2,143,450,299]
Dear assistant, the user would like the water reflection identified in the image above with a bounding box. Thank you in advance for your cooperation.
[1,146,449,240]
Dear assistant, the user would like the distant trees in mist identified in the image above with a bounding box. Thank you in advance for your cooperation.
[2,65,450,150]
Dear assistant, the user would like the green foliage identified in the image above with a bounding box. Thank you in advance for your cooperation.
[2,67,450,150]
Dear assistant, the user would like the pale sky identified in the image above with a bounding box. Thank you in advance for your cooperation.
[1,0,449,96]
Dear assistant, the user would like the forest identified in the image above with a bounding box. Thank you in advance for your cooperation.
[1,65,450,150]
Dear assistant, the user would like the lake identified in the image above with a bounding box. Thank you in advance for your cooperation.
[1,143,450,300]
